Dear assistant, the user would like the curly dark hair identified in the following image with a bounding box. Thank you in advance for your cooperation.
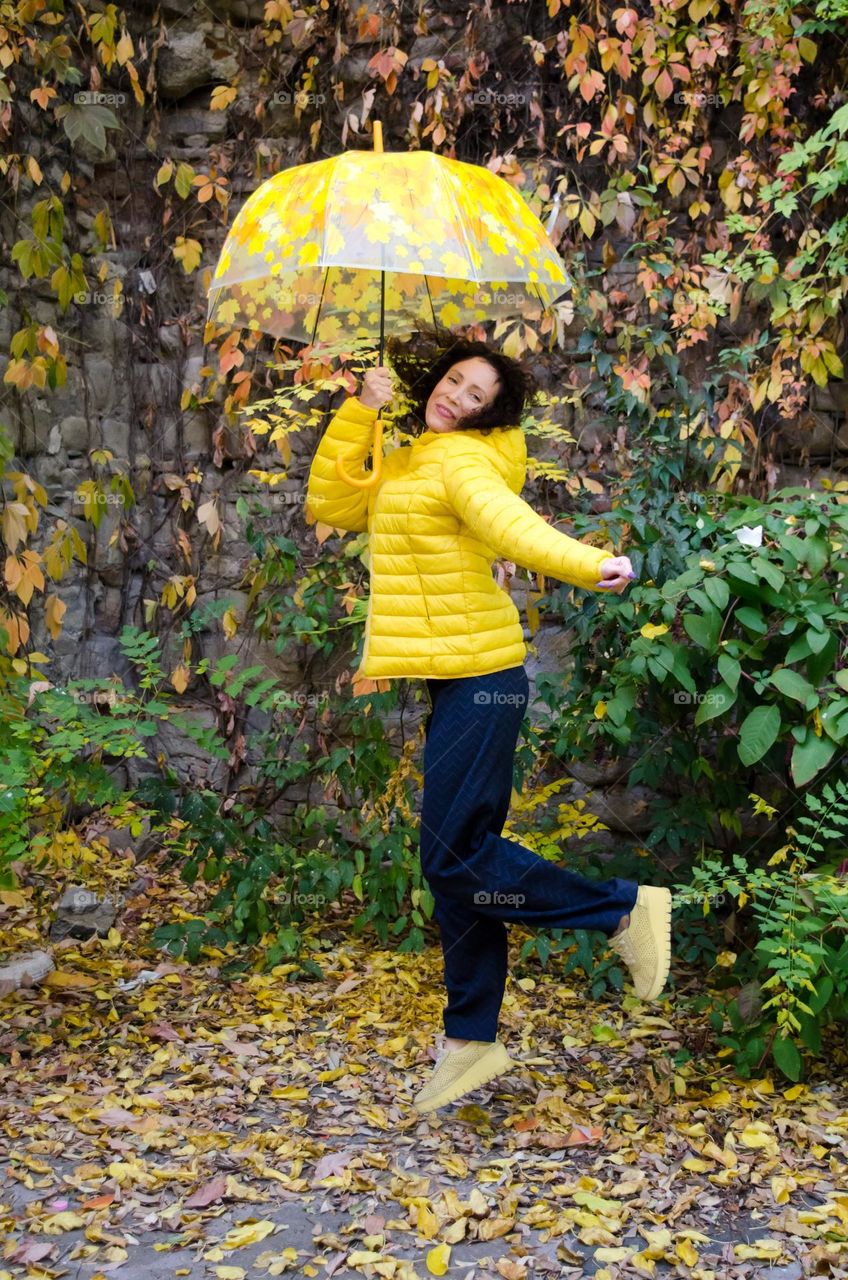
[384,323,540,436]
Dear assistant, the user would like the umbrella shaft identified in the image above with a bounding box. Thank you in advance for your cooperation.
[379,269,385,366]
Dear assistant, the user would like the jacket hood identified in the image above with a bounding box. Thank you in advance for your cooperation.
[414,425,527,494]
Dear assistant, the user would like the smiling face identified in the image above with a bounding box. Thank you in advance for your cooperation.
[424,357,502,432]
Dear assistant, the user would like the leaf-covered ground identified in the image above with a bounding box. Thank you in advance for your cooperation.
[2,843,848,1280]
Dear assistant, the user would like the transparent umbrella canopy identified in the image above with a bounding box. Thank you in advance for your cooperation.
[206,122,572,486]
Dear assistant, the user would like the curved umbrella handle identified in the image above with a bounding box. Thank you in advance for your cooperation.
[335,414,384,489]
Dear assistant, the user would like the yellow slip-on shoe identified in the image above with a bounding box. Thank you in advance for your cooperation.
[413,1039,514,1114]
[608,885,673,1001]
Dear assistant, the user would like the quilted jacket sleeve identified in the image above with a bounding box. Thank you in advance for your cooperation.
[305,395,380,533]
[442,437,611,591]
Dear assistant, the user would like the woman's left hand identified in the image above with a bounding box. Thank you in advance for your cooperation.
[596,555,637,593]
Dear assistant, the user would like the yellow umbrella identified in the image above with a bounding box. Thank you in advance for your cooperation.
[207,122,570,488]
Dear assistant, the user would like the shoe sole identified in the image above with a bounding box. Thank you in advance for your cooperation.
[413,1042,514,1114]
[637,885,673,1000]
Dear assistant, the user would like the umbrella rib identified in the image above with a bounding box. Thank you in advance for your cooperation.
[531,279,551,314]
[310,266,331,347]
[424,275,437,331]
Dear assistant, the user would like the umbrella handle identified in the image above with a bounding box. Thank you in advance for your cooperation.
[335,414,384,489]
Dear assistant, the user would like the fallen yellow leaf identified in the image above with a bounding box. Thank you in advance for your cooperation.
[735,1240,784,1261]
[466,1187,489,1216]
[219,1220,276,1250]
[42,970,98,989]
[738,1122,779,1154]
[441,1216,468,1243]
[414,1201,440,1239]
[573,1191,621,1214]
[771,1176,797,1204]
[426,1242,451,1275]
[702,1089,733,1108]
[41,1211,88,1232]
[675,1239,699,1267]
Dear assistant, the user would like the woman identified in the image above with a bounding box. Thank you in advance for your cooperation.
[306,328,672,1115]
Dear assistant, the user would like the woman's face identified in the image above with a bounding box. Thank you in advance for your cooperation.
[424,357,501,432]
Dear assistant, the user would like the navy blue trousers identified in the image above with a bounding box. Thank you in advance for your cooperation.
[420,663,640,1041]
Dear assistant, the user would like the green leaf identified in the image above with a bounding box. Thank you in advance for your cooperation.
[209,654,240,685]
[228,665,267,696]
[683,608,721,650]
[694,683,736,724]
[807,626,831,655]
[767,668,817,705]
[791,731,837,787]
[803,536,829,575]
[735,607,768,634]
[704,576,730,610]
[738,704,781,765]
[785,633,813,663]
[808,631,838,687]
[809,975,834,1015]
[771,1033,802,1081]
[175,161,196,199]
[798,35,817,63]
[244,677,280,706]
[798,1016,821,1053]
[753,558,785,592]
[717,654,741,691]
[727,559,759,586]
[60,103,121,152]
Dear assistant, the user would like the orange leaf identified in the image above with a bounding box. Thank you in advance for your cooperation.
[655,67,674,101]
[45,594,67,640]
[30,85,58,110]
[81,1194,116,1210]
[565,1124,604,1146]
[170,663,190,694]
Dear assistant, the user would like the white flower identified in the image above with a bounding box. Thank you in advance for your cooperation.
[735,524,763,548]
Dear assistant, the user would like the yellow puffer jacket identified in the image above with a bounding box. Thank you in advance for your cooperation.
[305,395,611,681]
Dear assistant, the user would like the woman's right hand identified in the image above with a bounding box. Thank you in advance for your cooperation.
[596,555,637,593]
[358,365,394,411]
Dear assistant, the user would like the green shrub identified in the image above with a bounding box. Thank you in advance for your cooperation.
[680,778,848,1081]
[531,475,848,1079]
